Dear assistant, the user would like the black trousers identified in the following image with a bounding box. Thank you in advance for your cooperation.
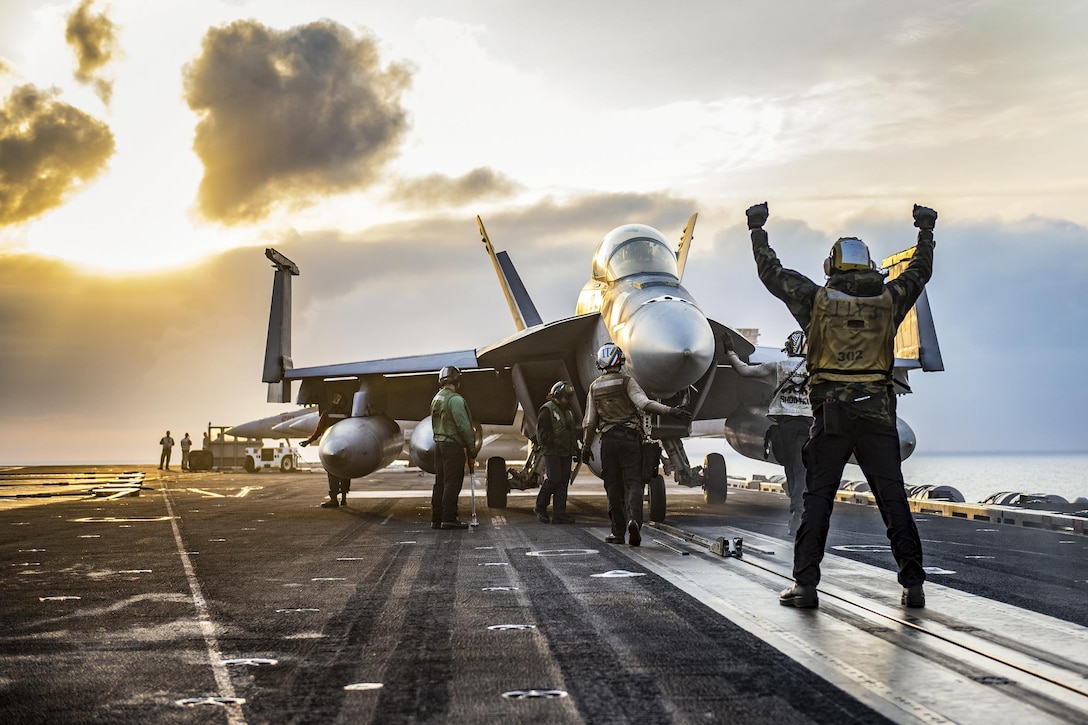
[794,406,925,588]
[536,454,573,515]
[432,441,466,524]
[326,472,351,499]
[600,429,642,535]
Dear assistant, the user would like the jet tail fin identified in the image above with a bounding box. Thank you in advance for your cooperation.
[882,247,944,372]
[675,213,698,280]
[477,216,543,331]
[262,248,299,402]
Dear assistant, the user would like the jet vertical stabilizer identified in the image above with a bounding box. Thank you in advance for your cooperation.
[477,216,543,331]
[262,248,299,403]
[882,247,945,372]
[674,213,698,281]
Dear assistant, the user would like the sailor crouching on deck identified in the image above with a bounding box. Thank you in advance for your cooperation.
[745,201,937,609]
[582,343,692,546]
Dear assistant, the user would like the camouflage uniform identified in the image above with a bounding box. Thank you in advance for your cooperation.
[751,225,935,590]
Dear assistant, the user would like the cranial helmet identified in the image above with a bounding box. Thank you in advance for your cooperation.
[596,343,625,371]
[783,330,807,356]
[549,380,575,399]
[438,366,462,385]
[824,237,872,275]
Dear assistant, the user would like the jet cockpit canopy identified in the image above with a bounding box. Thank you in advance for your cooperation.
[591,224,678,282]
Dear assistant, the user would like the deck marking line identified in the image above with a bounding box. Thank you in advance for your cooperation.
[161,484,247,725]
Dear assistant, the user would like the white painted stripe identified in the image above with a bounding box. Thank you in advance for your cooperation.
[161,484,247,725]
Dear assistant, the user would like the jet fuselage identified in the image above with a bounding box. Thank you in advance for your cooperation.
[575,224,715,399]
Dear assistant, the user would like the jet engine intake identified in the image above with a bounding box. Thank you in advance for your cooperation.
[319,416,403,480]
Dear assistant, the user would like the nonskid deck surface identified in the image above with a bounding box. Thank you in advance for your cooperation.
[0,465,1085,724]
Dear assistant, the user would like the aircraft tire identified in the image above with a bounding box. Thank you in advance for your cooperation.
[702,452,728,506]
[648,475,667,522]
[244,456,257,474]
[486,456,508,508]
[280,456,295,472]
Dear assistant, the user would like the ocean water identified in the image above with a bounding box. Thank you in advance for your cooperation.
[682,439,1088,504]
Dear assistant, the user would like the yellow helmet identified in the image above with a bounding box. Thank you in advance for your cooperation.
[824,237,872,275]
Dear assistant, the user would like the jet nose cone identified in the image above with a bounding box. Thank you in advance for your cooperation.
[624,300,715,396]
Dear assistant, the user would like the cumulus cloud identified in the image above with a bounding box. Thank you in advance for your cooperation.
[388,167,523,208]
[183,19,411,224]
[65,0,119,105]
[0,84,115,225]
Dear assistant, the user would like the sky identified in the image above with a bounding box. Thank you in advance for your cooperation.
[1,0,1087,464]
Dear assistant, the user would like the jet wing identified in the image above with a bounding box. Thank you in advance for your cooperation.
[285,350,480,380]
[477,313,601,367]
[284,349,518,425]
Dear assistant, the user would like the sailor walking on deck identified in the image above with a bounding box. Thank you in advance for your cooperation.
[582,343,691,546]
[534,380,582,524]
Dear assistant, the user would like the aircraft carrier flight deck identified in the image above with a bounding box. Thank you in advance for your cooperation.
[1,464,1085,724]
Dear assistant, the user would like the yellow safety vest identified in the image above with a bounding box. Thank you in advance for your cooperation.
[807,287,895,386]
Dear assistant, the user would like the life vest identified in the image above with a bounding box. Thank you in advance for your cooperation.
[590,372,642,430]
[431,388,470,444]
[807,287,895,386]
[538,400,579,455]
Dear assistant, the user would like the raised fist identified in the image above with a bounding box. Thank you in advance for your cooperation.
[912,204,938,230]
[745,202,769,230]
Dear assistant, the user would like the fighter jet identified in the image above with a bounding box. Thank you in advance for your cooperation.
[258,217,941,517]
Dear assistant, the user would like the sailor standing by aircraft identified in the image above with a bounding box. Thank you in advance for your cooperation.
[430,366,479,530]
[534,381,582,524]
[180,433,193,472]
[745,201,937,609]
[300,392,352,508]
[158,430,174,471]
[582,344,692,546]
[722,331,813,536]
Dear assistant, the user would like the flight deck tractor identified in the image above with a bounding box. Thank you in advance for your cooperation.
[243,443,302,473]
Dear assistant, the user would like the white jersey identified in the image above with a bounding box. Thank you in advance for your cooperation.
[768,359,812,418]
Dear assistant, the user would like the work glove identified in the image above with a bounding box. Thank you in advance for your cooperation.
[912,204,938,230]
[669,406,693,421]
[720,333,735,354]
[581,447,594,463]
[745,202,769,230]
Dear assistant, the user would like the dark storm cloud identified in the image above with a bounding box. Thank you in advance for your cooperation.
[388,167,523,208]
[183,19,411,224]
[65,0,118,105]
[0,84,115,225]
